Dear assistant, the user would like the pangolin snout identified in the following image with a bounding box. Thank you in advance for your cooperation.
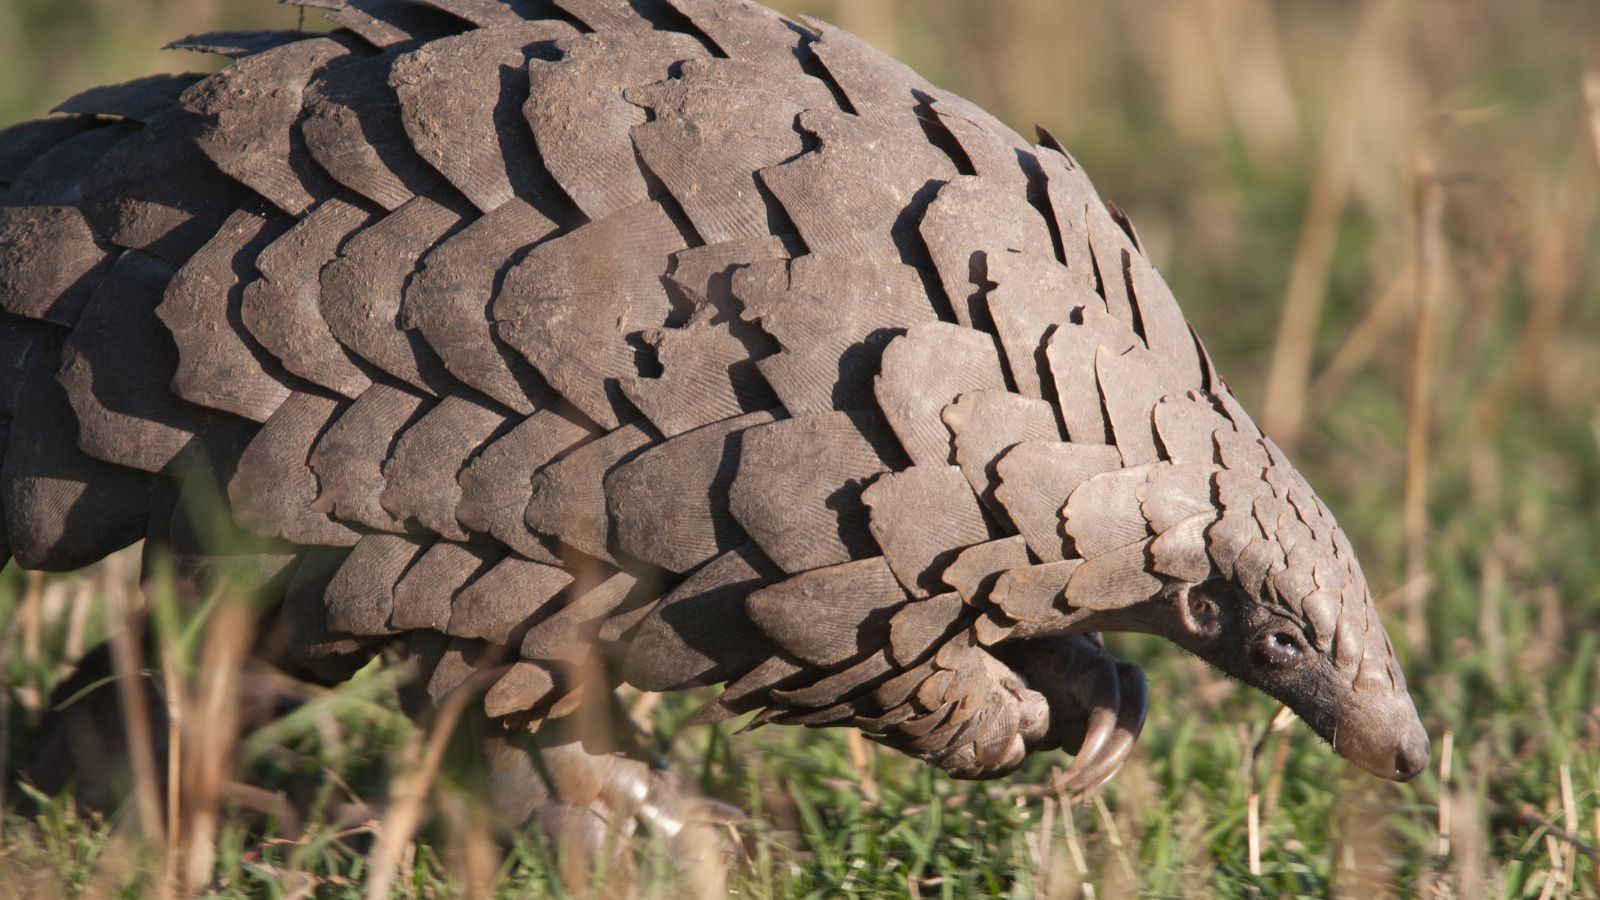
[1334,690,1430,782]
[1391,727,1432,781]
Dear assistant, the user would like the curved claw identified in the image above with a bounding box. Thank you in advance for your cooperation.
[1047,656,1121,790]
[993,636,1148,795]
[493,737,742,893]
[637,768,746,837]
[1051,662,1148,793]
[639,781,742,895]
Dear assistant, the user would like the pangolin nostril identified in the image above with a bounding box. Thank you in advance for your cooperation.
[1393,733,1431,781]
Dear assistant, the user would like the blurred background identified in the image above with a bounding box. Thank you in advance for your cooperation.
[2,0,1597,896]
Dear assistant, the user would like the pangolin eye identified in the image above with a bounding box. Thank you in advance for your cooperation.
[1254,630,1306,668]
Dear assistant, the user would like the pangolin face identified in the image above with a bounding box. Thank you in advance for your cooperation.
[1165,576,1429,781]
[988,401,1431,784]
[1040,390,1428,781]
[1152,452,1430,782]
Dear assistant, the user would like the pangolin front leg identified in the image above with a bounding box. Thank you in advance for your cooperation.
[862,633,1149,786]
[1002,635,1150,792]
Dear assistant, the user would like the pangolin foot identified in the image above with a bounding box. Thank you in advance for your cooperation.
[484,735,742,894]
[862,632,1148,788]
[1003,634,1149,793]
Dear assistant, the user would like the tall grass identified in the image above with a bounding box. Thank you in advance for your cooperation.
[3,0,1598,896]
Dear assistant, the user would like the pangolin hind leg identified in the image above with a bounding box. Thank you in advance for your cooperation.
[481,722,743,894]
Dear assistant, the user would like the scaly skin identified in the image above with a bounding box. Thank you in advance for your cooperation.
[0,2,1426,861]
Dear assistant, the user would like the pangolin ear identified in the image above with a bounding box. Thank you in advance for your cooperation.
[1176,585,1223,640]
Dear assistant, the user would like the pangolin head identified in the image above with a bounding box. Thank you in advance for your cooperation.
[1189,449,1428,782]
[1055,400,1429,781]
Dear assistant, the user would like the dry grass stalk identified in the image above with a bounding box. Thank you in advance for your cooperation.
[20,575,41,677]
[1055,783,1093,899]
[1246,781,1261,877]
[1032,795,1056,898]
[62,577,93,670]
[1091,792,1134,885]
[15,572,43,711]
[0,690,7,842]
[626,687,661,736]
[1478,537,1507,688]
[1441,207,1515,421]
[1437,729,1454,858]
[1202,0,1301,163]
[1308,261,1415,408]
[1511,805,1600,866]
[1584,57,1600,171]
[1559,765,1578,895]
[1260,0,1390,446]
[0,572,41,830]
[106,613,170,898]
[1452,743,1491,899]
[363,672,479,900]
[160,624,183,890]
[1261,717,1292,823]
[437,789,498,900]
[180,590,254,892]
[1246,705,1296,876]
[1538,833,1565,900]
[1453,153,1591,469]
[1154,2,1224,150]
[1402,138,1446,654]
[846,729,877,802]
[1513,199,1580,398]
[224,782,302,839]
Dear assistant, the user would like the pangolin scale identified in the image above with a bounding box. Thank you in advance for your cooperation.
[0,0,1427,800]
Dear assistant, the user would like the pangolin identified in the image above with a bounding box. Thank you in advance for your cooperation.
[0,0,1427,827]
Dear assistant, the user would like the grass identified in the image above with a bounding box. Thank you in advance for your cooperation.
[3,0,1600,896]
